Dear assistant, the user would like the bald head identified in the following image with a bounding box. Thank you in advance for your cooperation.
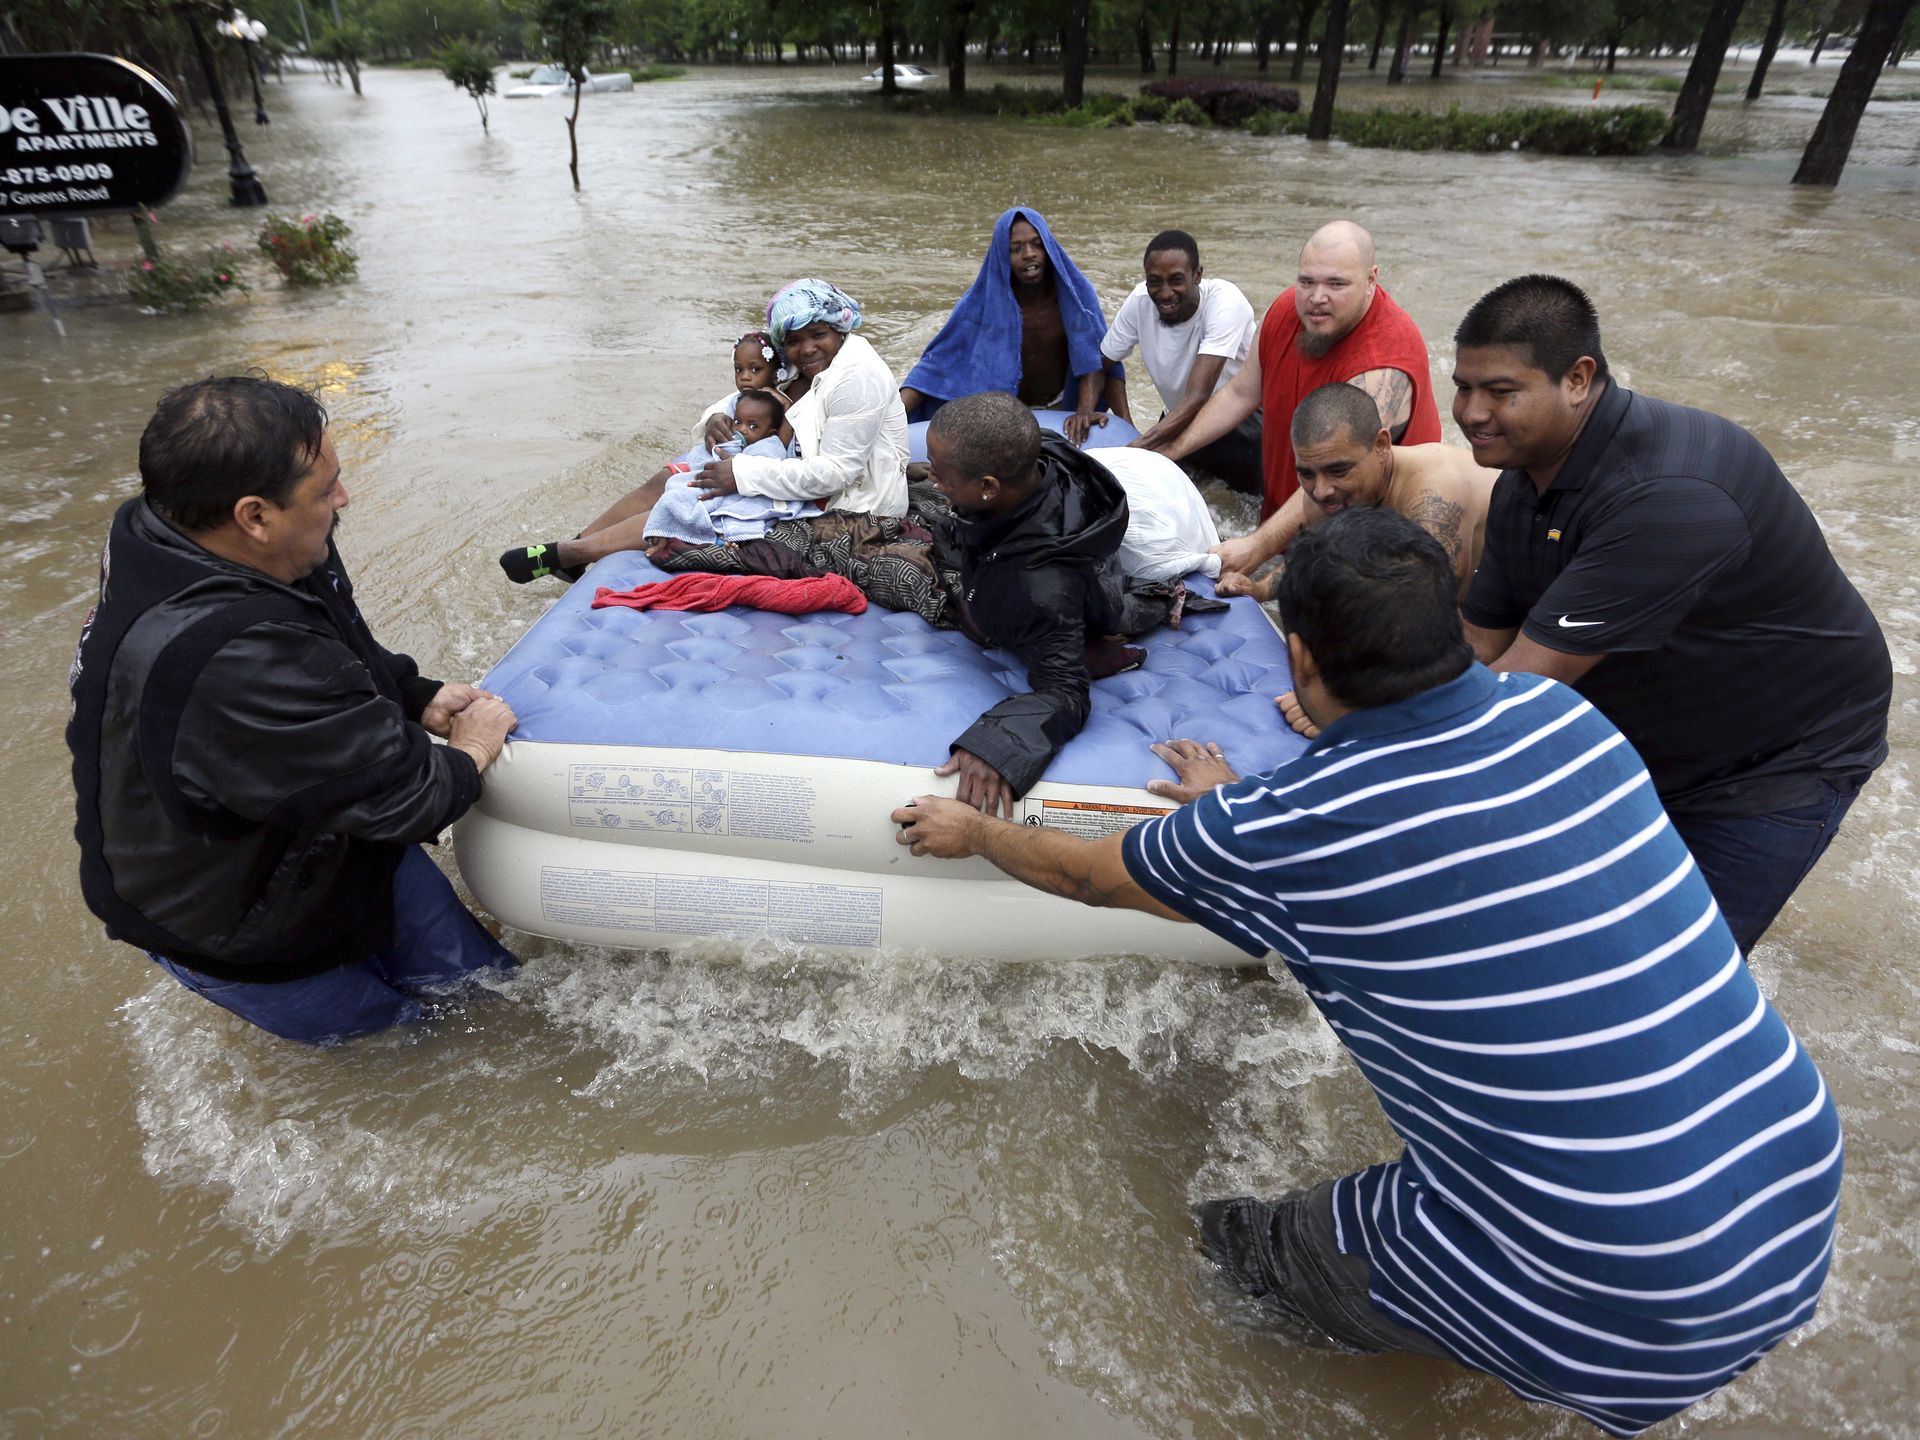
[1294,221,1381,356]
[1301,220,1376,271]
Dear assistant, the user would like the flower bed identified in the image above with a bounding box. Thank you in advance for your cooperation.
[257,212,358,286]
[1141,76,1301,127]
[1245,102,1667,156]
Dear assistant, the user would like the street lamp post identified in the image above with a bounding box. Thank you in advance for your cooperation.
[222,12,271,125]
[183,7,269,206]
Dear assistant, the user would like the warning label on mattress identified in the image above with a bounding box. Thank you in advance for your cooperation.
[565,764,817,844]
[1028,798,1168,841]
[538,865,882,948]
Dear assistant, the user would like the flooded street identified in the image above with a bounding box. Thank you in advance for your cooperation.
[3,64,1917,1438]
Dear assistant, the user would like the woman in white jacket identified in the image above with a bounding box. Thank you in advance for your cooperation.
[696,279,908,520]
[500,280,909,584]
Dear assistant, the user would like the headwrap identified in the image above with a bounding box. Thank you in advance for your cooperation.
[736,329,793,386]
[900,207,1123,413]
[766,279,863,345]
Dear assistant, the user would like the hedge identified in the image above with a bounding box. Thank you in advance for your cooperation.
[1244,102,1668,156]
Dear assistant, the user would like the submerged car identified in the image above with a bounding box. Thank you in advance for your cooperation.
[861,63,932,87]
[503,64,636,98]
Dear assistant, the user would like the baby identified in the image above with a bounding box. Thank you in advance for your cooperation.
[499,332,796,585]
[642,389,822,563]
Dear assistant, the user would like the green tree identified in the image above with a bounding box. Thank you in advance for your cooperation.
[437,37,499,129]
[1308,0,1351,137]
[1795,0,1918,183]
[529,0,614,188]
[314,19,369,94]
[1663,0,1750,151]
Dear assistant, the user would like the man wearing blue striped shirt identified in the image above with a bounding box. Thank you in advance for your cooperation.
[893,509,1840,1435]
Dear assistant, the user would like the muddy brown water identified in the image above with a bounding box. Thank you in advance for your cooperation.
[2,64,1916,1440]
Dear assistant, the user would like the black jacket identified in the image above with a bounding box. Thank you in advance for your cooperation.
[939,436,1139,796]
[67,499,482,982]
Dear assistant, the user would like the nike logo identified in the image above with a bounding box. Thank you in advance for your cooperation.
[1557,616,1604,628]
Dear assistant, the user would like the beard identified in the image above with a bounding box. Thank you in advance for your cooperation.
[1295,326,1340,359]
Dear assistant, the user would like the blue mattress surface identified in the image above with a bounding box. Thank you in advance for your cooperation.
[484,553,1306,791]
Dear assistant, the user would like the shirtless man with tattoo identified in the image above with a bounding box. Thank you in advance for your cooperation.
[1215,382,1494,603]
[1213,383,1494,737]
[1160,220,1442,519]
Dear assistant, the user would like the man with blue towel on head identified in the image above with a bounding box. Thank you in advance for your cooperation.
[898,208,1127,447]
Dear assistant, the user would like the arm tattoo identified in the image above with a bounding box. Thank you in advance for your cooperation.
[975,824,1131,908]
[1406,491,1467,563]
[1352,367,1414,440]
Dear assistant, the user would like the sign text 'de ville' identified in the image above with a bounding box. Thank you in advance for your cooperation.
[0,54,190,216]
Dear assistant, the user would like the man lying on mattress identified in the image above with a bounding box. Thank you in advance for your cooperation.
[914,393,1225,817]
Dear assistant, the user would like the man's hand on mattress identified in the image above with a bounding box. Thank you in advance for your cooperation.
[696,456,740,501]
[1276,691,1322,739]
[1146,739,1239,804]
[1063,410,1108,446]
[420,682,497,738]
[936,747,1016,819]
[1215,570,1278,603]
[448,695,518,772]
[703,412,736,449]
[891,796,984,859]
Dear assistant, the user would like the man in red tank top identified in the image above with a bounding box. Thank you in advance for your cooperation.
[1164,221,1441,520]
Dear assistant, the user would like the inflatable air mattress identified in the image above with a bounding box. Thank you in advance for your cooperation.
[458,421,1305,964]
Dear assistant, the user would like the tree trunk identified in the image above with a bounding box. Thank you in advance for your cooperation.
[1661,0,1751,151]
[1167,10,1181,74]
[1291,0,1320,80]
[1309,0,1351,138]
[1368,4,1388,68]
[1431,0,1452,77]
[1062,0,1091,102]
[1809,26,1829,62]
[878,0,898,95]
[1606,34,1620,71]
[1137,6,1156,72]
[948,3,973,95]
[1746,0,1789,99]
[1257,21,1274,71]
[1795,0,1918,182]
[566,81,581,189]
[1388,0,1420,82]
[345,55,361,94]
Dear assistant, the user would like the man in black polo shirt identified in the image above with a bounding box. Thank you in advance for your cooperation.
[1451,274,1889,954]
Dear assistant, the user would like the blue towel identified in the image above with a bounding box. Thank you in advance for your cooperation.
[650,434,819,546]
[901,207,1122,413]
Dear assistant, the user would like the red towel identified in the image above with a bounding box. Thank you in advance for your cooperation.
[591,572,868,615]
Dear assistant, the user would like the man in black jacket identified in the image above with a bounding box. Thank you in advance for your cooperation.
[67,376,517,1044]
[925,393,1178,816]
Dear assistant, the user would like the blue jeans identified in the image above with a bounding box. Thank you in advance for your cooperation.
[151,846,514,1045]
[1671,776,1866,956]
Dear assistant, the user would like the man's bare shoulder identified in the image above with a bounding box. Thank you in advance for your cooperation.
[1396,443,1497,511]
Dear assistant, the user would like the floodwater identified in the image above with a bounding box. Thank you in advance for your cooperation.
[3,62,1916,1440]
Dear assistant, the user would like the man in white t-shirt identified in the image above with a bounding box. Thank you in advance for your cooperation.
[1100,230,1261,495]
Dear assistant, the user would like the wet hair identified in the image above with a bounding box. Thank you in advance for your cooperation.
[1454,274,1610,383]
[1274,508,1472,710]
[734,389,786,429]
[927,392,1042,493]
[1144,229,1200,271]
[1292,382,1384,450]
[139,373,328,533]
